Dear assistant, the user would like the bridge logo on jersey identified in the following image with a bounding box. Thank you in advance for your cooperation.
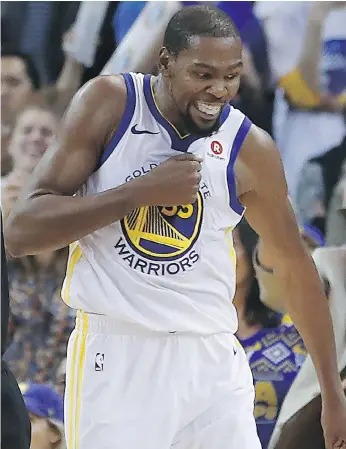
[120,192,203,262]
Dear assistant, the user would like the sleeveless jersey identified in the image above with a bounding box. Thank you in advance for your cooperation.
[61,72,252,334]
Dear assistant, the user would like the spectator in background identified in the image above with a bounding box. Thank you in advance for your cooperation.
[1,48,40,123]
[326,159,346,246]
[1,1,80,85]
[99,1,181,75]
[79,2,118,85]
[1,102,59,221]
[2,102,73,385]
[1,48,40,177]
[255,2,346,212]
[1,44,83,182]
[8,104,59,173]
[233,219,307,449]
[3,236,69,384]
[296,109,346,234]
[299,224,325,251]
[218,1,273,134]
[55,358,66,397]
[1,212,31,449]
[20,383,66,449]
[267,246,346,449]
[59,1,118,87]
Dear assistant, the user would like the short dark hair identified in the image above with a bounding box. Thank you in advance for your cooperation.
[163,5,240,55]
[1,46,40,90]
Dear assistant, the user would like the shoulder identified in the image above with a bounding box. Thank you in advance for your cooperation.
[241,124,278,160]
[62,75,130,141]
[71,75,128,112]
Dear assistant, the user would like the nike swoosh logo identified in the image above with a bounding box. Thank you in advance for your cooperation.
[131,125,159,135]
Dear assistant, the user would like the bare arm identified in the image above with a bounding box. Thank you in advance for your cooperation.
[238,126,344,402]
[56,54,83,93]
[277,4,325,107]
[4,75,202,257]
[296,4,328,94]
[252,245,286,313]
[264,2,344,108]
[298,2,346,95]
[4,75,139,256]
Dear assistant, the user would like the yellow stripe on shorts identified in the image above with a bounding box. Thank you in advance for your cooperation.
[62,242,82,305]
[68,311,88,449]
[68,327,80,449]
[75,312,88,449]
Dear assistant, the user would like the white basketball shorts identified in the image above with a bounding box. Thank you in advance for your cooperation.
[65,311,261,449]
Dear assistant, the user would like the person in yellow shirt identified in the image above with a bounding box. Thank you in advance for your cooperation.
[255,1,346,213]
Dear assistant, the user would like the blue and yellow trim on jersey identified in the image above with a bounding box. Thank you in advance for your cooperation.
[62,242,82,306]
[225,226,237,268]
[95,73,136,171]
[226,116,251,215]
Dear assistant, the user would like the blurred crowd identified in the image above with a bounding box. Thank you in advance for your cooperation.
[1,2,345,449]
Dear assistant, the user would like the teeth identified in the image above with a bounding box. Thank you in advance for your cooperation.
[196,102,222,116]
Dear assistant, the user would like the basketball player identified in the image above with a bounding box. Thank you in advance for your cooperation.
[4,6,346,449]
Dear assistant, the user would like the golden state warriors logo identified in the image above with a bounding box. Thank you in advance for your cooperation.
[114,188,207,275]
[121,192,203,261]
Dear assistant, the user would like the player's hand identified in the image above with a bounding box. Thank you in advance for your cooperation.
[321,393,346,449]
[137,153,203,206]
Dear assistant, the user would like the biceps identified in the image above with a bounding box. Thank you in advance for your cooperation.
[27,140,98,198]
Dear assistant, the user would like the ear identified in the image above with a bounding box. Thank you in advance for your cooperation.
[158,47,175,78]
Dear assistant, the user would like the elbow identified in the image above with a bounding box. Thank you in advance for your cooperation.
[4,214,32,258]
[5,243,25,259]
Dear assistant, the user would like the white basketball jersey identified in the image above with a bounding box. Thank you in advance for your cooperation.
[62,73,252,334]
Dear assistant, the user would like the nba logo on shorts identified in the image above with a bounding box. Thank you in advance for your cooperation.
[95,353,104,371]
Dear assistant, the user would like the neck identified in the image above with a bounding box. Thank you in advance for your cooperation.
[152,75,189,135]
[234,284,263,340]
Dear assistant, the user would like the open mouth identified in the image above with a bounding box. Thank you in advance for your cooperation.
[194,101,224,120]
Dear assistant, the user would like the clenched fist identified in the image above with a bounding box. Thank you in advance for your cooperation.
[136,153,203,207]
